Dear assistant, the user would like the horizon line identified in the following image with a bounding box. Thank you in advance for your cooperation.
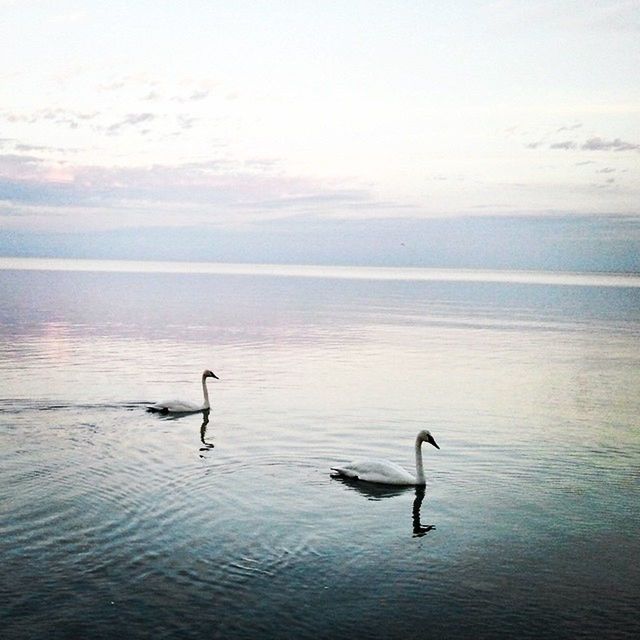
[1,256,639,288]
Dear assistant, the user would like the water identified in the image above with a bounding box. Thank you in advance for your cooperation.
[1,259,639,639]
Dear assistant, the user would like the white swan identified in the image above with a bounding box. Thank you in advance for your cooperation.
[331,430,439,486]
[147,369,218,414]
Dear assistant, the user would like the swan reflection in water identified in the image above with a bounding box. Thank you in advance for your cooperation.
[331,477,436,537]
[199,409,215,451]
[411,486,435,537]
[149,405,214,453]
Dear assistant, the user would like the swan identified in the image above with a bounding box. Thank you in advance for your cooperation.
[147,369,218,414]
[331,430,439,486]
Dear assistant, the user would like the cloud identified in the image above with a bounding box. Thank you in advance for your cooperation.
[176,115,198,130]
[0,177,79,205]
[550,141,577,150]
[532,135,640,153]
[15,143,52,152]
[0,153,50,180]
[186,90,210,101]
[237,190,372,211]
[105,112,156,135]
[581,136,640,151]
[0,152,383,225]
[98,73,159,93]
[0,154,81,206]
[1,108,98,129]
[0,138,79,156]
[96,73,216,105]
[557,124,582,132]
[15,143,79,154]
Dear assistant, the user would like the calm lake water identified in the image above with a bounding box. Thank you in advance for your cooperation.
[1,259,639,639]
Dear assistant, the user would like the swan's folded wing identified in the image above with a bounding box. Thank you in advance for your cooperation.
[147,399,202,413]
[331,458,415,485]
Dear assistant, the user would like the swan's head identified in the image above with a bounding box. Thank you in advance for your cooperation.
[418,429,440,449]
[203,369,219,380]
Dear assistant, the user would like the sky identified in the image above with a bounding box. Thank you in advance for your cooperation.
[1,0,639,270]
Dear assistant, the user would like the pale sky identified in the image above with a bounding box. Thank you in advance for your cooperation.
[1,1,639,267]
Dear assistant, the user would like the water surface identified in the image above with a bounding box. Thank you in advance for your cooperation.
[1,259,639,639]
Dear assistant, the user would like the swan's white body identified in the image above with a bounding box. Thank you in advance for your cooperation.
[331,430,439,486]
[147,369,218,414]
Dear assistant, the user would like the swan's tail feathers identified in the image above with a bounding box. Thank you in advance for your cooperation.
[330,467,358,480]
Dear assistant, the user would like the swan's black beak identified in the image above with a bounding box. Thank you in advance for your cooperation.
[428,435,440,449]
[211,372,219,379]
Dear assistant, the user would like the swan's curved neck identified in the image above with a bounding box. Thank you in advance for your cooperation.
[414,436,426,485]
[201,375,211,409]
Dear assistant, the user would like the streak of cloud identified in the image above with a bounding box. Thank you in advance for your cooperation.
[550,141,577,150]
[1,108,98,129]
[105,113,156,135]
[557,123,582,132]
[582,136,640,151]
